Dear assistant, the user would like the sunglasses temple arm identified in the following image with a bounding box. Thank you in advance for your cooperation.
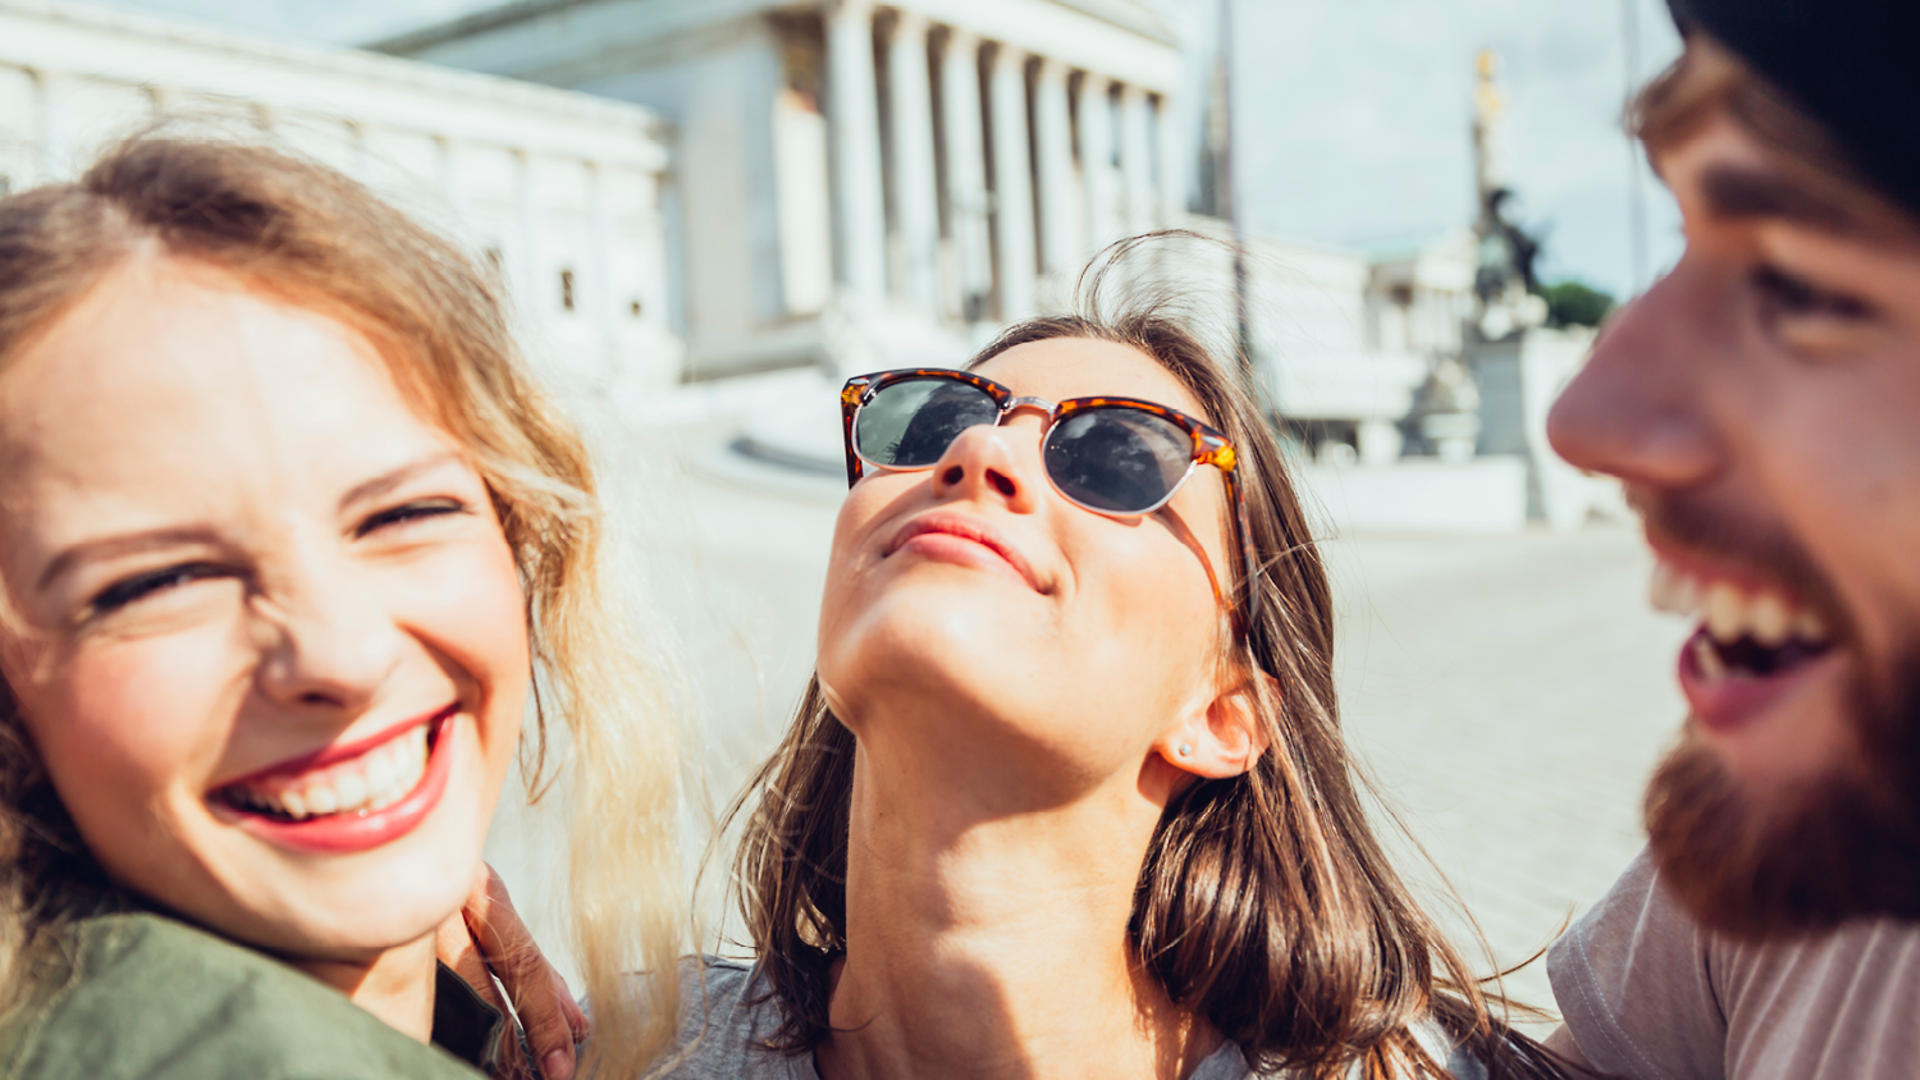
[1226,468,1259,631]
[841,395,864,487]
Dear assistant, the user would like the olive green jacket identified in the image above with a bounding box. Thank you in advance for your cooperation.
[0,912,501,1080]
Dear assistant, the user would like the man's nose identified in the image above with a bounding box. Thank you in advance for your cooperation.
[1547,264,1726,491]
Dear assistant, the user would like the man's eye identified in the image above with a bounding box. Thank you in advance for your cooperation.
[89,564,224,615]
[1752,265,1873,321]
[355,499,468,539]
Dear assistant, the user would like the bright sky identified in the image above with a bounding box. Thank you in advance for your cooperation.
[86,0,1685,300]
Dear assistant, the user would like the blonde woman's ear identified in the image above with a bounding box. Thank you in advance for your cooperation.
[1160,672,1274,779]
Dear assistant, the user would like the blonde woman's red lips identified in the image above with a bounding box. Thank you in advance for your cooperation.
[212,705,460,855]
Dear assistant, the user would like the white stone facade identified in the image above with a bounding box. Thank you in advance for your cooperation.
[376,0,1188,381]
[0,0,683,412]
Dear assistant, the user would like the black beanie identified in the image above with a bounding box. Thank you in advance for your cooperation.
[1666,0,1920,217]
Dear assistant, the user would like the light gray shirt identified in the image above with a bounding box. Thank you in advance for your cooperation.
[657,958,1479,1079]
[1548,847,1920,1080]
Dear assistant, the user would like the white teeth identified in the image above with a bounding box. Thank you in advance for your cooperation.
[1694,636,1728,680]
[1705,583,1746,643]
[333,772,368,813]
[1650,557,1834,649]
[1650,560,1703,616]
[1750,593,1790,648]
[305,785,340,815]
[365,750,397,795]
[1673,574,1700,617]
[1649,561,1677,612]
[228,721,434,821]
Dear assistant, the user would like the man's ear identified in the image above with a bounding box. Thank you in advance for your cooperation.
[1157,669,1277,779]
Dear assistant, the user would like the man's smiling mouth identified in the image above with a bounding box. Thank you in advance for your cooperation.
[1652,555,1842,730]
[1653,557,1834,677]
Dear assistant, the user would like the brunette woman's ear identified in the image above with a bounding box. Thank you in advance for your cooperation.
[1160,671,1275,779]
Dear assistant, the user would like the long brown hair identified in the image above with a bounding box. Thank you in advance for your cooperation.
[0,132,685,1077]
[728,237,1573,1078]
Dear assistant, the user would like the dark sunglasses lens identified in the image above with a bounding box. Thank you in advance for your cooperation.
[1044,408,1192,513]
[855,377,1001,468]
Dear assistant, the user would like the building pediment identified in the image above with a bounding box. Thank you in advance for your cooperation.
[371,0,1180,58]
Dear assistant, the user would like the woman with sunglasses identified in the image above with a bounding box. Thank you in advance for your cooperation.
[0,134,683,1080]
[662,247,1573,1078]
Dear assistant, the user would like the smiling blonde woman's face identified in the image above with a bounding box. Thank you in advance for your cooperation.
[0,256,527,960]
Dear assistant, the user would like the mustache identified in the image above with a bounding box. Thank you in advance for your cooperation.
[1630,485,1849,636]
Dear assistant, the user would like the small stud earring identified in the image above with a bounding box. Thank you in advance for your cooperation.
[1176,743,1193,757]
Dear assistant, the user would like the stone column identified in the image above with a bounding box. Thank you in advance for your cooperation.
[1077,73,1120,251]
[1031,58,1078,275]
[887,12,942,314]
[587,160,617,384]
[1118,82,1154,236]
[1154,93,1183,225]
[988,42,1038,320]
[826,0,888,306]
[939,29,993,321]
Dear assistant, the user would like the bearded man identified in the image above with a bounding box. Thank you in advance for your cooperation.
[1541,1,1920,1076]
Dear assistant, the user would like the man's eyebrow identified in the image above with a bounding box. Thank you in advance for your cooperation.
[1697,164,1872,234]
[36,527,225,593]
[337,451,466,514]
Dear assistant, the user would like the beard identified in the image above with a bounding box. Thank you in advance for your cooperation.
[1646,656,1920,939]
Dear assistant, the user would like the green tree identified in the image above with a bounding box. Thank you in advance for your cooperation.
[1539,279,1616,328]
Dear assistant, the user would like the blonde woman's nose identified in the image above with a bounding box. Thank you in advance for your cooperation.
[250,570,406,713]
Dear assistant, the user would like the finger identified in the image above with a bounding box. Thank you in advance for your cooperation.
[466,865,582,1080]
[437,899,529,1076]
[435,907,506,1012]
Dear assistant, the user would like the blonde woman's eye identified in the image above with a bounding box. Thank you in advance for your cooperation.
[89,563,224,615]
[355,498,469,539]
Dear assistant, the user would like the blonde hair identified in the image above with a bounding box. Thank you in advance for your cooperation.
[0,133,684,1075]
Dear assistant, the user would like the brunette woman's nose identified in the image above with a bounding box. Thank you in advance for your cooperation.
[931,424,1040,512]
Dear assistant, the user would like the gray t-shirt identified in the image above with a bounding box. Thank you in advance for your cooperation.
[656,958,1479,1079]
[1548,847,1920,1079]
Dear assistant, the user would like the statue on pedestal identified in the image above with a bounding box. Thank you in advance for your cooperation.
[1471,49,1548,341]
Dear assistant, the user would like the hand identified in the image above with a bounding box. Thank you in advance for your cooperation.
[436,864,590,1080]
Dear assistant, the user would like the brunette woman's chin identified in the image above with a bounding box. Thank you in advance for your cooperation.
[822,573,1059,720]
[820,632,1167,814]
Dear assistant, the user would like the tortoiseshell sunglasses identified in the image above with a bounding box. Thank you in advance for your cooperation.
[840,368,1260,630]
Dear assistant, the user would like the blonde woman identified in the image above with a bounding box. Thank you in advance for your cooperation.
[0,135,681,1078]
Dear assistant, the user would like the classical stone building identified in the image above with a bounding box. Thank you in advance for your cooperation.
[375,0,1188,380]
[0,0,682,412]
[0,0,1578,531]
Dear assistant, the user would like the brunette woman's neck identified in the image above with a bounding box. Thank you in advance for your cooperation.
[294,934,439,1043]
[816,738,1222,1080]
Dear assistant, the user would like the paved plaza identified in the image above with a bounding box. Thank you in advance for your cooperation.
[488,416,1690,1024]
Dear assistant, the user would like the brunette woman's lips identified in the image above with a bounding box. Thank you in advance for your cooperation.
[209,704,460,854]
[887,512,1046,592]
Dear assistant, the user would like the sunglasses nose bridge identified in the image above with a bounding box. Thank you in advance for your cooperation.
[1000,395,1057,424]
